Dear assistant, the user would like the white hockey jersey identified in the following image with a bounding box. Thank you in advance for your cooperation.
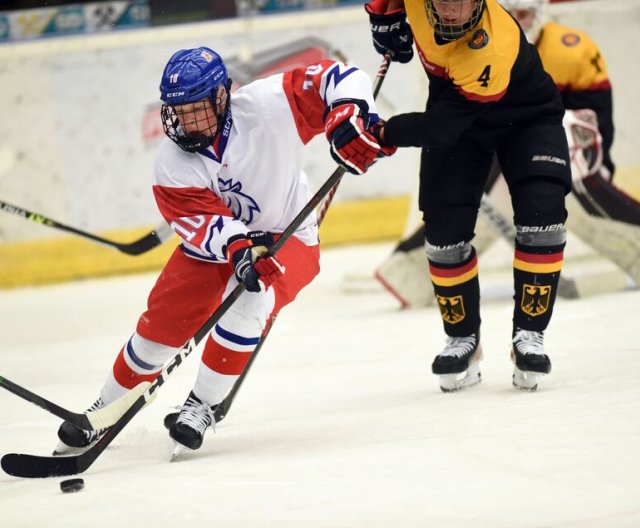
[152,60,379,263]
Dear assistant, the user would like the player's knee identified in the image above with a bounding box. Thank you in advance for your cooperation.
[425,239,473,265]
[129,332,180,367]
[422,204,477,258]
[512,179,568,225]
[511,179,568,247]
[217,287,275,339]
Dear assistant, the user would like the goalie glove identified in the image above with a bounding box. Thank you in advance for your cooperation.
[225,231,286,293]
[563,109,603,180]
[365,0,414,64]
[324,99,381,175]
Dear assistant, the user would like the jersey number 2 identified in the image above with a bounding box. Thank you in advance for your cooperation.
[478,65,491,88]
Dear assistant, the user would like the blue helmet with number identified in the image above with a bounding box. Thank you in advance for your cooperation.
[160,47,228,104]
[159,47,231,152]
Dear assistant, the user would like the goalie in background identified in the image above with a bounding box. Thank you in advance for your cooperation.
[375,0,640,310]
[54,47,393,457]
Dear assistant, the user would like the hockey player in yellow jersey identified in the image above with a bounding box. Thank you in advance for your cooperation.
[502,0,640,227]
[365,0,572,391]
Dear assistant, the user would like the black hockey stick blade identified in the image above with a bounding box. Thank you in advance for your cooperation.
[0,165,347,478]
[1,57,393,477]
[0,199,173,256]
[0,375,93,430]
[1,393,148,478]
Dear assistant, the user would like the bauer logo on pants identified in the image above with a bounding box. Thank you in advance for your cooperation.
[521,284,551,316]
[437,295,465,324]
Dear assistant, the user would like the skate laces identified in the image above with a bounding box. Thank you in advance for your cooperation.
[441,334,477,358]
[177,394,215,435]
[513,329,545,355]
[85,398,106,441]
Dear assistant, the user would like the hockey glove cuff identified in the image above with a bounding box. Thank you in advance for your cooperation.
[226,231,286,293]
[324,99,381,175]
[365,1,414,63]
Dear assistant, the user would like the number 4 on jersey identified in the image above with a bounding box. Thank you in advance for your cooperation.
[478,65,491,88]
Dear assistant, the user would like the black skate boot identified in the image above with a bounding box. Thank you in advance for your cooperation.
[511,328,551,391]
[432,333,483,392]
[168,391,215,458]
[54,397,107,455]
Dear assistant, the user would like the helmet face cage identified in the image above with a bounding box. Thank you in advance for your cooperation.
[160,79,231,153]
[424,0,485,41]
[159,47,231,152]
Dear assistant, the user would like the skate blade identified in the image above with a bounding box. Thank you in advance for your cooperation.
[170,441,189,462]
[438,362,482,393]
[512,367,544,391]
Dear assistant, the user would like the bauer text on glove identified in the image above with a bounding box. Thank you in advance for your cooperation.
[324,99,382,175]
[365,0,414,64]
[225,231,286,293]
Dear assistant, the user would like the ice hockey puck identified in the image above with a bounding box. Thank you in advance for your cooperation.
[60,478,85,493]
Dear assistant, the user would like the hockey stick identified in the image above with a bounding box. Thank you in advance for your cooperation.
[0,199,174,256]
[0,154,349,436]
[211,54,392,424]
[0,150,356,479]
[0,55,394,436]
[0,57,393,478]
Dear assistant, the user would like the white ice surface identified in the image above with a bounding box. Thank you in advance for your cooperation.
[1,242,639,528]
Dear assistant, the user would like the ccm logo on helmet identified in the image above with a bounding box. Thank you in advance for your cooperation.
[166,91,186,98]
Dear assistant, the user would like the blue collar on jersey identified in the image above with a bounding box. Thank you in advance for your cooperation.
[197,108,233,163]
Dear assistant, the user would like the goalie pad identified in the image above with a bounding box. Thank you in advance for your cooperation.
[563,109,640,284]
[565,193,640,285]
[373,216,500,308]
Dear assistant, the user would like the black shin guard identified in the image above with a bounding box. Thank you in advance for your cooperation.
[428,248,480,337]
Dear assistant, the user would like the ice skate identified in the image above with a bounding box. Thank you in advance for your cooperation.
[53,397,107,455]
[168,391,215,460]
[432,333,483,392]
[511,328,551,391]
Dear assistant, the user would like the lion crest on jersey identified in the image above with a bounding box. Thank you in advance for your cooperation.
[218,178,261,223]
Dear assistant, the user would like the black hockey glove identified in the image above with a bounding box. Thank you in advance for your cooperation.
[365,0,414,64]
[225,231,286,293]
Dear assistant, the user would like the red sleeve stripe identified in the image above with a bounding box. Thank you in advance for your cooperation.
[459,85,507,103]
[225,237,251,261]
[556,79,612,93]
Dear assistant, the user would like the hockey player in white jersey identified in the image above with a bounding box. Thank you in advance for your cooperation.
[55,46,394,454]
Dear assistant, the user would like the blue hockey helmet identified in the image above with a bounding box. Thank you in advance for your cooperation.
[159,47,231,152]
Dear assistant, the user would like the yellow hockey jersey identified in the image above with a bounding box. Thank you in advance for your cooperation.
[537,21,611,93]
[537,22,614,174]
[385,0,564,149]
